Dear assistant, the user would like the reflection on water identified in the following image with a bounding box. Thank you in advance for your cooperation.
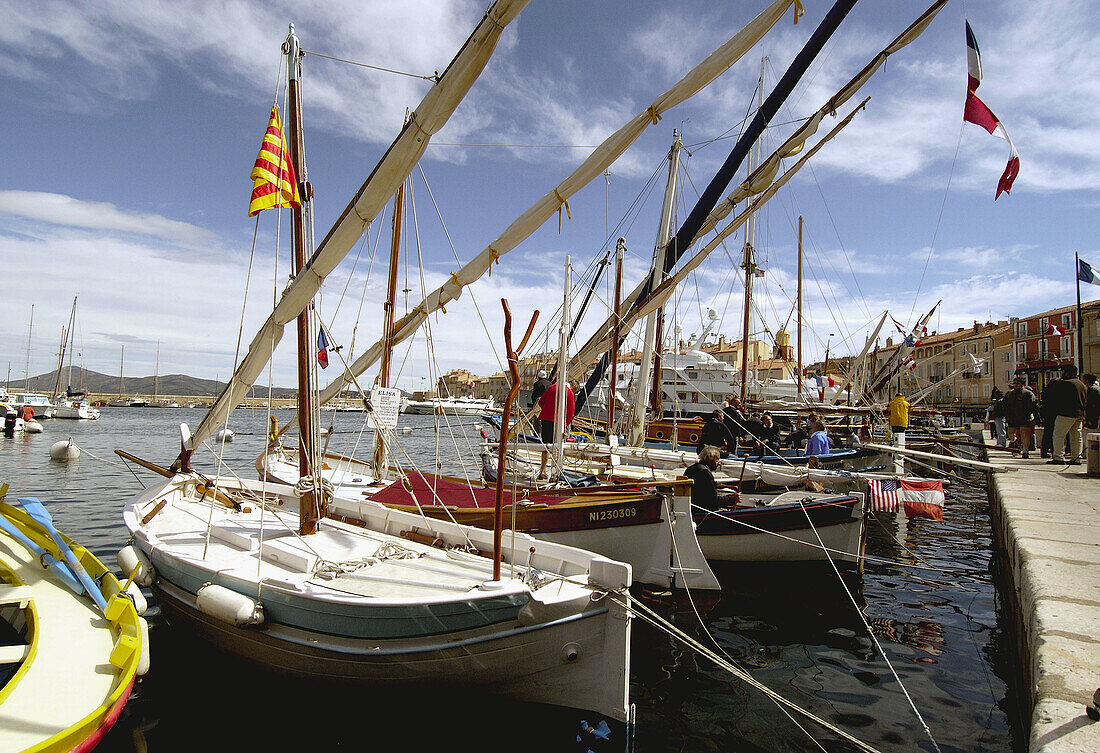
[0,408,1024,752]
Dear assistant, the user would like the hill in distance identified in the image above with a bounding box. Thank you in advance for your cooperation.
[4,367,298,399]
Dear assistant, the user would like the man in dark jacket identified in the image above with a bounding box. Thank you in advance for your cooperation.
[1048,364,1087,464]
[529,369,551,409]
[1040,379,1059,457]
[683,446,740,511]
[697,410,737,455]
[1003,376,1038,458]
[1083,373,1100,430]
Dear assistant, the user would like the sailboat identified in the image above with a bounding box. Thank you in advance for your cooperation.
[255,2,818,592]
[120,9,635,726]
[51,297,100,420]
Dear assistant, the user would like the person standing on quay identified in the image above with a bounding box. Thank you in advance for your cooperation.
[888,393,910,437]
[1083,373,1100,430]
[1004,376,1038,458]
[1040,378,1059,458]
[988,387,1007,447]
[1048,364,1087,465]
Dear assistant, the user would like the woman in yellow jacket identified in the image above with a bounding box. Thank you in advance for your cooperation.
[888,393,910,435]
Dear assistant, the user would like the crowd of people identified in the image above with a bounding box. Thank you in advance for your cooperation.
[986,364,1100,463]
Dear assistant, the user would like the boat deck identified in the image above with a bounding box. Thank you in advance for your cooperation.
[147,498,517,602]
[0,534,118,751]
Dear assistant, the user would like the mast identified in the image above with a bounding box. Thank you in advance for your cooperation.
[154,341,160,403]
[608,238,625,437]
[375,179,405,475]
[118,346,124,398]
[24,305,33,390]
[284,25,322,535]
[797,216,803,400]
[629,132,682,447]
[553,257,572,474]
[1077,251,1084,374]
[740,57,766,404]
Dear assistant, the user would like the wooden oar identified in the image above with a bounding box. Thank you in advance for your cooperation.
[17,496,108,611]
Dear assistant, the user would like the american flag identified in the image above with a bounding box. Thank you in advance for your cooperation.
[869,478,901,512]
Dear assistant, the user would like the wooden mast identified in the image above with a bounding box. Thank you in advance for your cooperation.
[375,178,405,474]
[284,26,322,535]
[608,238,624,437]
[797,216,803,400]
[740,58,766,404]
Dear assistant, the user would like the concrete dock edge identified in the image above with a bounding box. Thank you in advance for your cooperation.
[985,433,1100,753]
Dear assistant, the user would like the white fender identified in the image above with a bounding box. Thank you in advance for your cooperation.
[117,545,155,588]
[49,439,80,460]
[196,583,264,626]
[136,616,151,676]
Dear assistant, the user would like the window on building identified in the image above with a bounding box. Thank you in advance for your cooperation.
[1063,313,1072,328]
[1017,342,1027,360]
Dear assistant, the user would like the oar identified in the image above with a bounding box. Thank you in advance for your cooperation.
[0,508,84,595]
[16,497,108,611]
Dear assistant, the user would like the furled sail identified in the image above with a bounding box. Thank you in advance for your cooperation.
[188,0,531,449]
[567,98,868,385]
[316,0,799,407]
[572,0,950,402]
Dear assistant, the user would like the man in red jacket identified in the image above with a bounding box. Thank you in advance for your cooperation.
[537,380,575,480]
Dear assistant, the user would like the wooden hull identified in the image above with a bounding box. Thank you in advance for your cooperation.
[261,448,721,591]
[693,493,865,566]
[0,497,144,753]
[125,475,632,723]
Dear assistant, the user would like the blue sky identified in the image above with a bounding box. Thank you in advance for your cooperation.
[1,0,1097,393]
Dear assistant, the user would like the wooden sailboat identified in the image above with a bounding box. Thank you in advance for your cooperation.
[254,3,815,594]
[120,10,638,726]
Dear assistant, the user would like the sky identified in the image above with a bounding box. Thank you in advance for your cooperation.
[1,0,1098,395]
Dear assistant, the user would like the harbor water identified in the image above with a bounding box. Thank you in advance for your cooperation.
[0,408,1024,752]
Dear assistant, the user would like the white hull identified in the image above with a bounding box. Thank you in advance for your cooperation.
[403,397,495,415]
[124,474,632,723]
[259,447,720,591]
[51,400,100,420]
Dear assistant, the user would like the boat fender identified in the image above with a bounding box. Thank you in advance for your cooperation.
[196,583,264,627]
[49,439,80,460]
[24,420,43,433]
[125,581,149,615]
[136,616,151,676]
[117,545,155,587]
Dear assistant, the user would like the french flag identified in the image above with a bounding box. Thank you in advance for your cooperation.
[964,21,1019,199]
[317,327,330,369]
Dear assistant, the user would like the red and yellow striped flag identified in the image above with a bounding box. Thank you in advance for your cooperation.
[248,106,300,216]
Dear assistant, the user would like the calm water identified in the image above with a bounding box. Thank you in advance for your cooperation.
[0,408,1024,752]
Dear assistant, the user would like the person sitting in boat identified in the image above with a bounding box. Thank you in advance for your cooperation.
[697,410,737,456]
[20,405,34,422]
[683,445,741,512]
[804,420,830,456]
[536,380,575,480]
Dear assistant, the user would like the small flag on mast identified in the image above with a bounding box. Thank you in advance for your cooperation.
[963,21,1019,199]
[248,106,301,216]
[317,327,330,369]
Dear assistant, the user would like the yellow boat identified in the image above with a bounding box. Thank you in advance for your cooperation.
[0,482,148,753]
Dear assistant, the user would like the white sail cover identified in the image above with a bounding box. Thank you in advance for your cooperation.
[191,0,531,447]
[317,0,799,407]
